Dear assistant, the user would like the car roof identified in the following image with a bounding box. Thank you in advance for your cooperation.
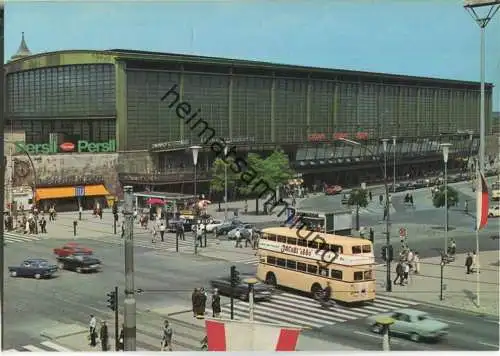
[395,308,427,316]
[25,258,49,263]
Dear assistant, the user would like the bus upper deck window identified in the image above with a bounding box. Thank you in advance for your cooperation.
[354,271,363,281]
[330,244,343,254]
[287,237,297,245]
[297,239,307,247]
[319,267,328,277]
[352,246,362,254]
[277,236,286,243]
[261,234,269,240]
[307,241,319,249]
[267,234,277,242]
[307,264,318,274]
[362,245,372,253]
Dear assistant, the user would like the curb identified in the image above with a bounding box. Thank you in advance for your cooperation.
[41,329,88,340]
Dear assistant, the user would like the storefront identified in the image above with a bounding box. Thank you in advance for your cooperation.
[35,184,112,212]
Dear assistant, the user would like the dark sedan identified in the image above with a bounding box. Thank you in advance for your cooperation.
[215,220,243,236]
[8,259,58,279]
[210,276,273,301]
[57,253,102,273]
[390,184,408,192]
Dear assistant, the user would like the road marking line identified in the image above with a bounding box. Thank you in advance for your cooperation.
[3,349,19,352]
[354,330,382,339]
[433,318,464,325]
[41,341,74,351]
[477,341,499,348]
[22,345,46,352]
[376,294,419,305]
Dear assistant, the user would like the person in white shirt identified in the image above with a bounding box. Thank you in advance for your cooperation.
[89,314,97,347]
[413,252,420,274]
[234,230,242,248]
[159,223,166,242]
[403,262,410,285]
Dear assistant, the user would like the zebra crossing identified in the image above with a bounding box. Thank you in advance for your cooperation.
[209,292,419,329]
[4,341,74,352]
[356,202,396,216]
[3,231,42,245]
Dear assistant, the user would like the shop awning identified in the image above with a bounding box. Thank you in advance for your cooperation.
[35,187,76,201]
[85,184,111,197]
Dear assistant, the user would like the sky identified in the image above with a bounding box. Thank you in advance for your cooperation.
[5,0,500,110]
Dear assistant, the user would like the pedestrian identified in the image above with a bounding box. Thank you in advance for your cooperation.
[39,217,47,233]
[403,262,410,285]
[449,239,456,256]
[369,191,372,202]
[379,194,383,205]
[464,200,469,214]
[160,320,173,351]
[118,325,124,351]
[393,262,403,285]
[383,206,388,221]
[180,223,185,241]
[197,225,204,247]
[100,320,109,351]
[414,252,420,274]
[159,223,166,242]
[121,224,125,238]
[252,230,259,250]
[243,228,252,247]
[234,229,242,248]
[200,287,207,316]
[407,249,414,269]
[369,227,374,243]
[465,252,473,274]
[211,289,221,318]
[151,227,157,244]
[98,208,103,220]
[89,314,97,347]
[192,288,198,317]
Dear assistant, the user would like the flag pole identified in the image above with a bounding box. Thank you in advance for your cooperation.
[475,227,480,307]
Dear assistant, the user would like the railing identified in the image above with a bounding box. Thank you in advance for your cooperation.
[118,171,212,184]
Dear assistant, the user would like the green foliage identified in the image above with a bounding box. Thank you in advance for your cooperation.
[348,188,369,209]
[432,186,459,209]
[209,158,239,193]
[238,150,295,197]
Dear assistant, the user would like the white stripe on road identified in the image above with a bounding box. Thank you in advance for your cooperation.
[22,345,46,352]
[3,349,19,352]
[433,318,464,325]
[376,294,419,305]
[477,341,499,348]
[41,340,75,351]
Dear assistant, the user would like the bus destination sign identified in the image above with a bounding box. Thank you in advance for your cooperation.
[259,239,374,266]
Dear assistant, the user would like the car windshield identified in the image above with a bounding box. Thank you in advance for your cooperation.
[417,315,430,321]
[38,261,49,267]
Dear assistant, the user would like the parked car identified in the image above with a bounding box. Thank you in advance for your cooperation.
[53,242,93,257]
[488,206,500,217]
[390,184,407,192]
[167,218,194,232]
[412,179,427,189]
[210,275,273,301]
[205,219,224,233]
[325,185,343,196]
[8,259,58,279]
[366,309,448,342]
[215,220,243,236]
[57,253,102,273]
[227,224,254,240]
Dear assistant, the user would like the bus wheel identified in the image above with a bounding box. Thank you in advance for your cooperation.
[265,272,277,287]
[310,283,322,298]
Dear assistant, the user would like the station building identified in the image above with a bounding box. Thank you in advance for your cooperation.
[4,34,496,200]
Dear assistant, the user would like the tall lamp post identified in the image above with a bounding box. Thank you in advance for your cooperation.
[392,136,397,192]
[224,145,229,220]
[340,138,392,292]
[190,145,201,255]
[441,143,452,253]
[464,0,500,172]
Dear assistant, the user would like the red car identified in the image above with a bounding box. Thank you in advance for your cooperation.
[53,242,93,257]
[325,185,343,195]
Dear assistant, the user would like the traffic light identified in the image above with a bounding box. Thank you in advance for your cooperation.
[107,290,117,311]
[381,245,394,262]
[230,265,240,287]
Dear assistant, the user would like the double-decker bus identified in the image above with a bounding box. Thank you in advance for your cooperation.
[256,227,375,304]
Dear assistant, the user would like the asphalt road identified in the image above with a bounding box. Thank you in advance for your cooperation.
[305,303,499,351]
[2,237,230,349]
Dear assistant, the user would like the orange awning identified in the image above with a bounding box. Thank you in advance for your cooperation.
[35,187,76,201]
[84,184,111,197]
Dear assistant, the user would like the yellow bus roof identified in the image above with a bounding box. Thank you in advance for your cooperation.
[261,227,371,247]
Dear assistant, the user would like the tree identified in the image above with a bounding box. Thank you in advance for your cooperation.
[348,188,369,231]
[209,158,239,200]
[432,186,459,229]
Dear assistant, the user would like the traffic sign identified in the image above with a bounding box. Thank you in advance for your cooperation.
[75,186,85,197]
[399,227,407,238]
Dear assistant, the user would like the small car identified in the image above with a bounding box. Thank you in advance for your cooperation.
[204,219,224,233]
[227,224,254,240]
[57,253,102,273]
[366,308,448,342]
[488,206,500,217]
[210,275,273,301]
[8,259,58,279]
[325,185,343,195]
[53,242,93,257]
[215,220,243,236]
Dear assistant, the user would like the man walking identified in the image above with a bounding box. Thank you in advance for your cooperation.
[100,320,109,351]
[393,262,403,286]
[465,252,473,274]
[89,314,97,347]
[159,223,166,242]
[160,320,173,351]
[211,289,221,318]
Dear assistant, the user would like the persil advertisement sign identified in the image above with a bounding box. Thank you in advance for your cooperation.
[15,139,116,155]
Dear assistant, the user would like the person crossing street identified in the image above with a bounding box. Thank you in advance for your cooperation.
[160,320,173,351]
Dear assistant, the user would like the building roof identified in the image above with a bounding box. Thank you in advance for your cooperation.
[9,33,32,62]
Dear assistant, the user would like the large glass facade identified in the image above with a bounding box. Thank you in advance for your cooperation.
[7,64,116,118]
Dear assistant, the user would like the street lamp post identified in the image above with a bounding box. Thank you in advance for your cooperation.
[392,136,397,192]
[441,143,452,253]
[123,185,136,351]
[224,145,229,220]
[341,138,392,292]
[464,0,500,172]
[190,146,201,255]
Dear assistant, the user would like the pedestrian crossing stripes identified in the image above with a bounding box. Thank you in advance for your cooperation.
[4,232,41,245]
[4,341,153,352]
[356,203,396,216]
[209,292,419,329]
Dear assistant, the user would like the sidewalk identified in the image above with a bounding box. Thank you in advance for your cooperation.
[376,250,500,316]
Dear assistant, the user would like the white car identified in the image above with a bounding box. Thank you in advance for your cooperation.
[204,220,224,233]
[488,206,500,217]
